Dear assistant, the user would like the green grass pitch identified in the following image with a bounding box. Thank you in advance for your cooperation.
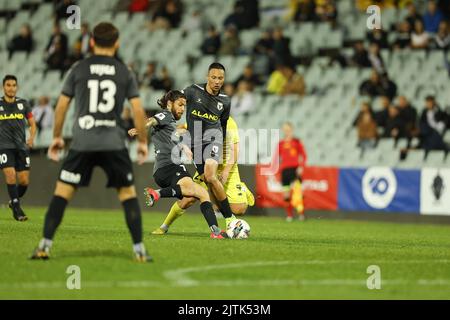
[0,207,449,299]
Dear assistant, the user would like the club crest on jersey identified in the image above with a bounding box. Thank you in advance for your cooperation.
[17,103,24,110]
[217,102,223,110]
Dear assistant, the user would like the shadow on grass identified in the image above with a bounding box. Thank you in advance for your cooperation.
[55,249,131,261]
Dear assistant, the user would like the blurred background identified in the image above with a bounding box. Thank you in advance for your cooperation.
[0,0,449,216]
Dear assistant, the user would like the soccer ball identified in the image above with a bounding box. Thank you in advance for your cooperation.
[226,219,250,239]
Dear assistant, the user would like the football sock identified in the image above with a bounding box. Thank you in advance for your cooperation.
[158,185,183,199]
[43,196,68,239]
[133,242,147,254]
[122,198,143,244]
[200,201,220,233]
[162,202,185,228]
[218,198,233,218]
[285,204,294,218]
[18,184,28,198]
[7,184,20,210]
[214,209,224,219]
[38,238,53,250]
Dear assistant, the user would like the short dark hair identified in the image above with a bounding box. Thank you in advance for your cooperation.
[92,22,119,48]
[3,74,17,86]
[425,95,435,102]
[157,90,186,109]
[208,62,225,73]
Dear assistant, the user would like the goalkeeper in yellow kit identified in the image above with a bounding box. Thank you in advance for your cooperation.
[152,116,254,234]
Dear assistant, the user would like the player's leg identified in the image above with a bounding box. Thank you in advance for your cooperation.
[31,150,92,260]
[152,197,195,235]
[203,159,236,227]
[1,149,27,221]
[177,177,226,238]
[31,181,76,259]
[291,179,305,221]
[103,150,152,262]
[281,168,296,222]
[117,185,152,262]
[16,148,31,201]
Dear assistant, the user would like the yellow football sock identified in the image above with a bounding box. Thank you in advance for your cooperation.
[163,202,185,227]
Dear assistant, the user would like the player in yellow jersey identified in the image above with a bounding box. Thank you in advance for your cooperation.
[152,116,254,234]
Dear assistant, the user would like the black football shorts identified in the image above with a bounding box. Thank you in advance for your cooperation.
[153,163,191,189]
[0,148,30,171]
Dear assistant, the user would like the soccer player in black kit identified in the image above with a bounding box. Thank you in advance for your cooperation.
[128,90,228,238]
[0,75,36,221]
[30,22,152,262]
[144,63,237,229]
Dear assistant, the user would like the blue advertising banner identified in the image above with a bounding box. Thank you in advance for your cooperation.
[338,167,421,213]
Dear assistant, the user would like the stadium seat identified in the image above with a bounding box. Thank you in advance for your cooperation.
[398,149,425,169]
[424,150,446,167]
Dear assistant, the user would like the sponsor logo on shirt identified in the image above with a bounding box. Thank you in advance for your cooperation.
[78,115,116,130]
[191,109,218,121]
[0,113,24,121]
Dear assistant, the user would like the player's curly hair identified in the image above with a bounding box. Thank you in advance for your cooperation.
[157,90,186,109]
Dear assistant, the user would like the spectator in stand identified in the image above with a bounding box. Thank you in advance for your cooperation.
[234,65,262,89]
[267,64,288,95]
[353,101,374,126]
[367,29,389,49]
[141,62,158,88]
[315,0,337,24]
[411,20,430,49]
[281,66,306,97]
[45,23,68,70]
[272,27,292,66]
[293,0,316,22]
[423,0,443,34]
[252,29,274,76]
[181,10,206,36]
[150,66,174,92]
[405,2,422,30]
[397,95,418,139]
[357,111,378,150]
[419,95,448,151]
[65,42,83,67]
[223,0,259,30]
[218,25,241,56]
[201,25,221,55]
[393,21,412,50]
[128,0,149,13]
[74,22,91,58]
[231,80,255,117]
[374,95,392,128]
[368,42,386,75]
[360,70,397,99]
[431,21,450,50]
[253,29,273,56]
[383,105,405,139]
[32,96,54,133]
[350,41,371,68]
[149,0,183,30]
[223,83,235,97]
[7,24,34,59]
[54,0,76,21]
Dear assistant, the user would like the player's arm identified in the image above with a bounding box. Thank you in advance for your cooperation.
[129,97,149,165]
[48,94,71,161]
[26,116,37,148]
[128,116,158,137]
[220,103,230,145]
[297,140,307,177]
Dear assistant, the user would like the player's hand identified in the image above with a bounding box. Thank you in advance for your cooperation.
[26,137,34,149]
[137,141,148,165]
[128,128,138,137]
[48,137,65,162]
[181,144,193,161]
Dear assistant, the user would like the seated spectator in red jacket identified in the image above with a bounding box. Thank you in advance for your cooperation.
[7,24,34,58]
[129,0,149,13]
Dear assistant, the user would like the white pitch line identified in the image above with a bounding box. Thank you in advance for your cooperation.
[163,260,450,287]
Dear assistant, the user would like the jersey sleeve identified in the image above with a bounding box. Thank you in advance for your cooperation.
[297,139,307,167]
[153,111,171,127]
[126,68,140,100]
[24,100,33,119]
[220,99,231,144]
[61,63,78,97]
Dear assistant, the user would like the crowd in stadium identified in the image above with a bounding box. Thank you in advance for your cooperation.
[2,0,450,156]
